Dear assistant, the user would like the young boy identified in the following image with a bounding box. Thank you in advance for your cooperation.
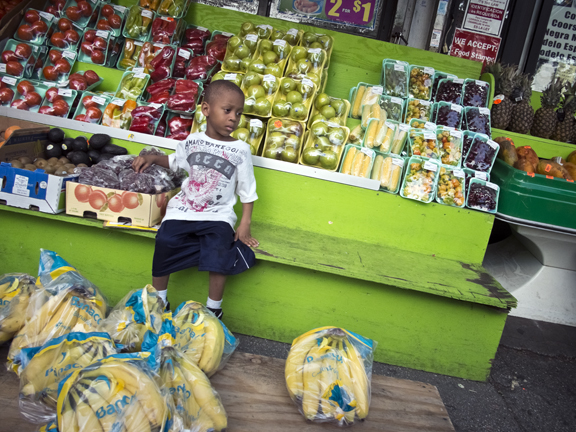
[132,80,259,319]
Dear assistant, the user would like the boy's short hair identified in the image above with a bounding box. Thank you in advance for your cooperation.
[204,80,245,104]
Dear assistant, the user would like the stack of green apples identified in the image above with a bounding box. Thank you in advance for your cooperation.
[300,120,350,171]
[272,77,316,122]
[284,46,326,89]
[300,31,334,68]
[262,118,305,163]
[241,71,280,117]
[239,21,274,39]
[231,115,265,154]
[222,34,260,73]
[211,71,244,87]
[246,38,292,78]
[270,27,303,46]
[308,93,351,126]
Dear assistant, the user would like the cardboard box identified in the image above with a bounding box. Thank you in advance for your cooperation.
[0,127,78,213]
[66,182,179,227]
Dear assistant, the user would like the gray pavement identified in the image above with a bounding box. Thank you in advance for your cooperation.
[235,316,576,432]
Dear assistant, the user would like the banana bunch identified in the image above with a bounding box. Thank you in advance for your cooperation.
[0,274,37,344]
[371,155,404,192]
[285,327,376,425]
[99,285,164,352]
[173,301,234,377]
[57,354,169,432]
[160,346,227,431]
[8,284,107,375]
[19,332,116,421]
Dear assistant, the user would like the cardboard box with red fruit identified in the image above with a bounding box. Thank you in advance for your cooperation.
[65,182,179,227]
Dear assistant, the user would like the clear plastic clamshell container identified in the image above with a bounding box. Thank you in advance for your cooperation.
[463,133,499,173]
[434,101,462,129]
[381,59,409,98]
[408,65,434,100]
[300,120,349,171]
[408,127,440,160]
[466,178,499,214]
[339,144,375,178]
[436,126,463,167]
[463,78,490,108]
[436,166,466,208]
[463,106,492,136]
[232,115,266,155]
[435,77,463,104]
[379,95,404,122]
[400,156,440,203]
[371,152,405,194]
[270,76,315,121]
[262,117,306,162]
[404,97,432,123]
[242,72,281,118]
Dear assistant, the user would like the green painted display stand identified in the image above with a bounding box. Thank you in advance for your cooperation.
[0,3,517,381]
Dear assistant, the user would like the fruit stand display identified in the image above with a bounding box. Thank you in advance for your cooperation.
[0,0,519,384]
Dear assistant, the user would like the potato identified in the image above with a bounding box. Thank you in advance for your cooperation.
[562,162,576,180]
[497,139,518,167]
[514,158,536,173]
[536,160,573,179]
[567,150,576,165]
[516,146,539,167]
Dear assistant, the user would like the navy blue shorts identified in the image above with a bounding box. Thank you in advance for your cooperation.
[152,220,256,277]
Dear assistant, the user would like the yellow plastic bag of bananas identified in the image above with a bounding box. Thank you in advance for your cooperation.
[56,352,178,432]
[19,331,117,424]
[142,312,228,432]
[7,249,109,375]
[285,326,377,425]
[172,300,239,377]
[99,285,164,352]
[0,273,37,344]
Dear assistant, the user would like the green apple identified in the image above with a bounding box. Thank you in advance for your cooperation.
[250,145,256,155]
[281,78,297,94]
[227,36,242,50]
[284,134,300,150]
[264,147,280,159]
[237,115,248,129]
[331,99,346,116]
[263,50,279,65]
[296,59,312,74]
[283,32,297,45]
[241,22,255,35]
[243,72,261,87]
[311,113,326,123]
[314,93,330,110]
[234,45,250,59]
[314,136,331,150]
[286,91,303,104]
[273,43,289,58]
[262,77,278,93]
[297,81,314,96]
[195,110,205,123]
[281,147,298,163]
[250,122,264,137]
[244,38,258,53]
[257,25,272,39]
[306,72,320,87]
[243,98,255,113]
[291,46,308,62]
[259,39,273,53]
[254,97,271,116]
[302,147,321,165]
[232,127,250,142]
[307,50,323,64]
[290,102,307,120]
[272,101,290,117]
[318,35,333,50]
[264,63,282,77]
[319,150,337,169]
[248,61,266,74]
[328,117,342,125]
[271,30,285,41]
[286,121,303,136]
[224,56,241,71]
[240,57,252,72]
[328,128,346,146]
[320,105,336,119]
[267,131,286,147]
[309,41,323,49]
[311,121,328,137]
[302,32,317,45]
[246,84,265,99]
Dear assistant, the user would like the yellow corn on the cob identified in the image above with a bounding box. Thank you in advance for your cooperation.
[362,86,380,106]
[341,146,357,175]
[361,104,372,128]
[359,152,372,178]
[371,154,384,180]
[349,124,363,143]
[381,126,396,153]
[352,85,366,118]
[374,122,389,149]
[380,156,392,188]
[365,119,379,148]
[389,164,402,191]
[391,129,407,154]
[351,152,365,176]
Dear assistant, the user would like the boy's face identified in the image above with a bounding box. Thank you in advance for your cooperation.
[201,90,245,141]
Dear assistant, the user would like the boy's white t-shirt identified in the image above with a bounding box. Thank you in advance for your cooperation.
[165,131,258,229]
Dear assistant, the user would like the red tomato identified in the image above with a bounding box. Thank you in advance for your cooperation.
[54,58,71,74]
[14,43,32,60]
[45,87,62,103]
[69,77,87,91]
[84,29,96,42]
[31,20,48,35]
[64,29,79,44]
[17,24,34,41]
[96,19,110,31]
[50,31,66,48]
[11,99,30,110]
[84,70,99,85]
[0,87,14,103]
[65,6,81,21]
[38,105,54,115]
[6,61,23,76]
[43,65,59,81]
[24,91,41,107]
[82,95,96,108]
[77,1,91,17]
[100,4,114,17]
[90,50,105,64]
[24,10,39,24]
[108,14,121,29]
[85,106,102,121]
[75,114,87,122]
[58,17,71,31]
[92,37,107,50]
[80,41,93,55]
[16,80,34,95]
[1,50,18,63]
[48,49,62,63]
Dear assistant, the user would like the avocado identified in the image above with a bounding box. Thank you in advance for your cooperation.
[67,151,91,166]
[73,136,89,152]
[102,143,128,155]
[87,149,100,164]
[89,133,111,150]
[44,143,63,159]
[47,128,65,144]
[62,138,74,156]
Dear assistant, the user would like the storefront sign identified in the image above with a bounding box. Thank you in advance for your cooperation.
[273,0,380,30]
[463,0,509,36]
[450,28,501,64]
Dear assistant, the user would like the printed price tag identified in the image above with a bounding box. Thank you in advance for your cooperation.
[399,124,410,132]
[476,80,488,86]
[475,171,487,180]
[58,89,72,97]
[480,107,490,115]
[2,76,16,86]
[96,30,109,38]
[423,131,436,140]
[302,78,314,88]
[112,98,125,106]
[515,96,523,102]
[308,48,322,54]
[257,24,272,30]
[224,73,237,80]
[250,119,263,128]
[142,10,153,19]
[161,16,174,22]
[487,139,498,150]
[448,74,458,80]
[273,39,287,47]
[454,78,464,84]
[385,121,395,129]
[453,169,465,178]
[424,122,436,130]
[486,181,498,190]
[245,34,258,42]
[394,64,404,71]
[62,50,75,60]
[420,100,431,106]
[451,130,462,138]
[39,11,54,22]
[197,26,208,31]
[0,64,7,73]
[181,114,193,119]
[134,72,147,79]
[451,104,462,112]
[287,28,299,36]
[392,158,404,167]
[424,67,434,75]
[327,122,340,128]
[424,79,431,87]
[135,41,144,46]
[263,74,276,82]
[221,32,233,37]
[13,175,30,197]
[424,161,438,172]
[371,86,383,95]
[92,96,106,105]
[361,147,374,157]
[149,103,162,109]
[178,49,190,59]
[133,67,145,74]
[113,5,126,13]
[390,97,402,104]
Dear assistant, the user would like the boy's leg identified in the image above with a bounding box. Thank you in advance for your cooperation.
[207,272,226,319]
[153,275,170,309]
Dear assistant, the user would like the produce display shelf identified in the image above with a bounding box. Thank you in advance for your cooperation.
[491,128,575,159]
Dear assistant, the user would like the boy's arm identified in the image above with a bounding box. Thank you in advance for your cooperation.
[132,154,170,173]
[235,202,259,248]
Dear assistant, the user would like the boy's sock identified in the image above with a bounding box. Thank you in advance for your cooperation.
[206,297,223,320]
[157,289,169,310]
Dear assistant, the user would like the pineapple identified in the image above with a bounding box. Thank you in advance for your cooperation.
[551,82,576,143]
[508,73,535,134]
[487,63,517,129]
[530,78,564,139]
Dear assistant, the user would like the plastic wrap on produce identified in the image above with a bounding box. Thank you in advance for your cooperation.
[56,352,176,432]
[19,332,116,424]
[194,0,259,14]
[0,274,37,345]
[7,250,108,375]
[142,313,228,431]
[285,326,377,425]
[171,300,239,377]
[99,285,164,352]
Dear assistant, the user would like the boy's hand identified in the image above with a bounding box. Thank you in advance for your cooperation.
[235,222,259,248]
[132,155,154,173]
